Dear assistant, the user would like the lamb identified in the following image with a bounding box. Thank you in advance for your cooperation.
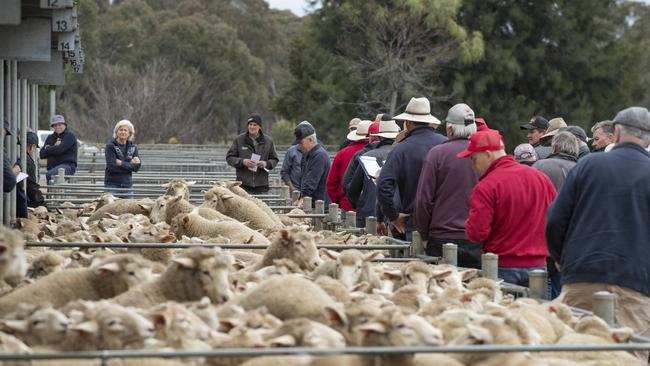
[147,302,214,350]
[113,247,235,308]
[0,227,28,287]
[86,199,152,222]
[217,181,285,227]
[150,195,234,224]
[0,254,154,315]
[312,249,382,290]
[26,252,68,279]
[0,305,69,346]
[264,318,345,348]
[383,261,436,294]
[162,178,196,200]
[202,186,276,230]
[170,213,270,244]
[0,330,32,357]
[251,228,321,271]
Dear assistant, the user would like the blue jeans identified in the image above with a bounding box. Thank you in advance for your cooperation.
[46,164,76,183]
[498,266,546,287]
[105,182,133,199]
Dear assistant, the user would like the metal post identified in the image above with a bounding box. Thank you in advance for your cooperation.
[442,243,458,266]
[592,291,616,326]
[20,79,27,204]
[302,196,312,213]
[0,59,4,226]
[328,203,339,230]
[281,185,290,205]
[291,190,300,204]
[365,216,377,236]
[314,200,324,230]
[528,269,548,300]
[31,84,39,183]
[49,88,55,122]
[481,253,499,281]
[9,61,17,222]
[345,211,356,229]
[55,167,65,185]
[410,231,423,257]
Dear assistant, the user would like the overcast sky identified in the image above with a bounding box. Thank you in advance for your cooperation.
[266,0,313,16]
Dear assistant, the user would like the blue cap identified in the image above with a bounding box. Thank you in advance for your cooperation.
[3,118,11,135]
[50,114,66,126]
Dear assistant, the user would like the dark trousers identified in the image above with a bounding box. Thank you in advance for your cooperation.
[426,237,482,269]
[46,163,76,183]
[242,185,269,194]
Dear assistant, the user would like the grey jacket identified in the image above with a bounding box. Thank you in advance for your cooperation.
[532,153,577,191]
[226,132,279,189]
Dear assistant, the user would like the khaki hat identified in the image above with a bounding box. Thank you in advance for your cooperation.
[371,115,401,139]
[346,120,372,141]
[394,97,441,125]
[541,117,568,139]
[348,118,361,131]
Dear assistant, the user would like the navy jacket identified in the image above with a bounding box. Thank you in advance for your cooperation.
[546,143,650,297]
[3,153,16,193]
[104,139,141,186]
[281,145,303,190]
[299,144,331,204]
[377,127,447,221]
[39,129,78,169]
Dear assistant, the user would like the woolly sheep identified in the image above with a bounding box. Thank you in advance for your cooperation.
[150,195,234,224]
[26,252,67,279]
[0,330,32,356]
[162,179,196,200]
[170,213,270,244]
[147,302,214,350]
[383,261,436,294]
[0,305,69,346]
[86,199,152,223]
[0,254,154,315]
[113,247,235,308]
[202,187,276,230]
[217,181,284,227]
[251,228,321,271]
[0,227,28,287]
[265,318,345,348]
[313,249,382,290]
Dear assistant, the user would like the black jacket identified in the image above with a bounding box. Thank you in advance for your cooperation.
[39,129,78,169]
[3,153,16,193]
[226,132,279,189]
[26,154,45,207]
[299,144,331,204]
[104,139,141,187]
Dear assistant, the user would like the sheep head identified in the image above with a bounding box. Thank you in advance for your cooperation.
[170,248,234,304]
[148,302,213,342]
[266,318,346,348]
[91,254,154,292]
[161,179,194,200]
[0,227,27,286]
[322,249,380,289]
[272,228,322,271]
[202,186,235,212]
[356,307,443,347]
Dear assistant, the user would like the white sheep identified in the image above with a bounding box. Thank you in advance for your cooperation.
[26,252,68,279]
[86,199,152,223]
[150,195,234,224]
[217,181,285,227]
[264,318,345,348]
[113,247,235,308]
[0,305,69,346]
[0,227,28,288]
[162,179,196,200]
[202,187,276,230]
[170,213,270,244]
[313,249,382,291]
[0,254,154,315]
[250,228,321,271]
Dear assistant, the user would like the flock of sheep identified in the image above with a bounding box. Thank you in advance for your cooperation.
[0,178,642,366]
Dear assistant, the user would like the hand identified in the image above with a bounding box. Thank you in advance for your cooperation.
[257,161,267,169]
[131,157,140,164]
[116,159,123,166]
[287,182,294,191]
[390,213,410,234]
[12,165,21,175]
[377,222,388,236]
[554,262,561,272]
[242,159,256,168]
[421,240,428,249]
[54,138,62,146]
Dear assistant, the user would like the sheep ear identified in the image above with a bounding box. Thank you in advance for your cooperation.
[324,306,348,327]
[1,320,28,333]
[105,213,120,220]
[222,194,234,200]
[227,181,242,188]
[461,269,479,281]
[350,281,369,293]
[160,234,176,243]
[357,322,386,336]
[0,244,7,255]
[279,230,290,244]
[172,257,196,269]
[321,248,339,260]
[90,235,103,243]
[612,327,635,343]
[169,195,183,204]
[161,183,171,188]
[186,181,197,186]
[71,321,99,336]
[432,269,454,280]
[363,251,382,262]
[219,320,237,332]
[94,261,120,274]
[467,323,493,344]
[138,203,152,212]
[232,259,246,271]
[182,215,190,224]
[201,190,207,195]
[383,269,403,281]
[268,334,296,347]
[150,313,168,329]
[15,218,24,228]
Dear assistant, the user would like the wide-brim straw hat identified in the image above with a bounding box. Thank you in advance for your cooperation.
[394,97,441,124]
[371,119,401,139]
[346,120,373,141]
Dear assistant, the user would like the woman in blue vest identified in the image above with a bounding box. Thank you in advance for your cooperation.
[104,120,141,198]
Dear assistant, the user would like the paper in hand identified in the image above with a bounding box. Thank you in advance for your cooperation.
[16,172,28,183]
[359,156,383,183]
[248,153,261,172]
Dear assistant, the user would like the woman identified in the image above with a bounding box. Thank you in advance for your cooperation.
[104,120,141,198]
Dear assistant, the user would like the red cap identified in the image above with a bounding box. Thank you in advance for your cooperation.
[368,122,380,135]
[475,117,489,131]
[456,130,505,158]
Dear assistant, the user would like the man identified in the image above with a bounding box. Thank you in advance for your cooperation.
[546,107,650,360]
[281,143,303,193]
[414,103,481,268]
[294,122,330,206]
[25,131,45,208]
[538,117,568,146]
[458,129,556,286]
[513,143,539,166]
[40,114,78,183]
[377,97,447,239]
[590,120,615,152]
[338,118,361,151]
[520,116,551,159]
[2,118,16,193]
[559,126,590,159]
[226,114,279,194]
[327,120,372,212]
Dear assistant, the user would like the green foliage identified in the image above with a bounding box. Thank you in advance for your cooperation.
[270,119,296,146]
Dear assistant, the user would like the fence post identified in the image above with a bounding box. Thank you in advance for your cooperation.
[410,231,423,257]
[55,168,66,185]
[442,243,458,266]
[291,191,300,204]
[302,197,312,213]
[282,185,290,206]
[481,253,498,281]
[592,291,616,326]
[328,203,339,230]
[314,200,324,230]
[365,216,377,236]
[345,211,356,229]
[528,269,548,300]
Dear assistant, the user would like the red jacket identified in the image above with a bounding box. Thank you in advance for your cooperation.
[327,140,367,211]
[465,155,556,267]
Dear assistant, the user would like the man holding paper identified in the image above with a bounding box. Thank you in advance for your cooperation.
[226,114,279,194]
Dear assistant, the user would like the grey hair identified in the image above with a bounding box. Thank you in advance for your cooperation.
[616,124,650,145]
[448,123,477,139]
[305,133,317,143]
[551,131,579,157]
[591,120,614,135]
[113,119,135,141]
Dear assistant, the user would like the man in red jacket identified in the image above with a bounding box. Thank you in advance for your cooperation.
[457,129,556,286]
[326,120,376,213]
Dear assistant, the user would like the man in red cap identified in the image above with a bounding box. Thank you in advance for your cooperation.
[457,130,556,287]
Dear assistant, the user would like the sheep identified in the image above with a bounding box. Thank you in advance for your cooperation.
[232,274,345,324]
[0,254,154,315]
[264,318,345,348]
[86,199,152,222]
[162,178,196,200]
[14,217,44,242]
[217,305,283,334]
[170,213,270,244]
[26,252,67,279]
[0,330,32,357]
[150,195,234,224]
[553,329,644,366]
[383,261,436,294]
[113,247,235,308]
[312,249,382,291]
[0,227,28,288]
[314,276,350,303]
[0,305,69,346]
[67,248,116,268]
[147,302,214,350]
[250,228,321,271]
[217,181,285,227]
[202,186,276,230]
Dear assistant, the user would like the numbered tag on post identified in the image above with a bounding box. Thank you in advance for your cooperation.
[57,32,76,51]
[52,9,76,32]
[40,0,74,9]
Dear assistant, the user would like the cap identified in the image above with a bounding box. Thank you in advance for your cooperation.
[514,143,539,163]
[368,121,380,136]
[456,130,506,158]
[475,117,489,132]
[613,106,650,132]
[348,118,361,131]
[294,123,316,143]
[520,116,549,130]
[247,114,263,127]
[26,131,39,147]
[560,126,588,144]
[446,103,475,126]
[3,118,11,136]
[50,114,66,126]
